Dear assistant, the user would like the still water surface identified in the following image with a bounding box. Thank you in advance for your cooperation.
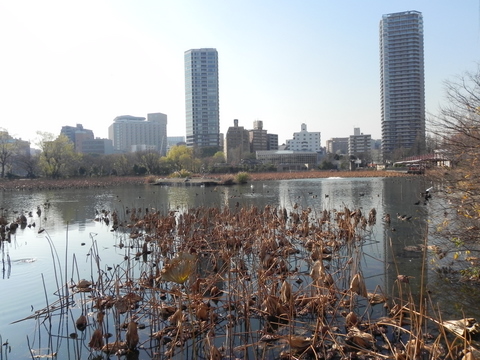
[0,176,477,358]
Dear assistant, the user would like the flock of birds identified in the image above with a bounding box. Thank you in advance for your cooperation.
[383,186,433,230]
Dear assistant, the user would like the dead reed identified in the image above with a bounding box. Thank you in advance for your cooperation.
[13,202,480,359]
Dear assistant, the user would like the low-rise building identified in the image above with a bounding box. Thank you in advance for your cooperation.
[256,150,318,171]
[285,123,322,152]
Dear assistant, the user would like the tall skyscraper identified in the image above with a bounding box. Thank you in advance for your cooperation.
[380,10,425,161]
[184,48,220,149]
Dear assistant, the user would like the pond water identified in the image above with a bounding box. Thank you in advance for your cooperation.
[0,176,478,359]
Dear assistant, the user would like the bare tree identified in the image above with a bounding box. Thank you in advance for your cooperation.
[429,64,480,278]
[0,130,18,177]
[15,151,39,178]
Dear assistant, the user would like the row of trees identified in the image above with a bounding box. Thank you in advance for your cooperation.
[0,132,229,179]
[0,133,284,179]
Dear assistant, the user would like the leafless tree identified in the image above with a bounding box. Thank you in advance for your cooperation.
[0,130,19,177]
[428,64,480,278]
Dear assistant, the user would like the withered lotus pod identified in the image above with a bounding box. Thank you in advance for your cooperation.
[310,260,326,283]
[279,280,292,305]
[347,326,375,349]
[287,335,312,350]
[195,302,209,321]
[349,273,368,297]
[345,311,358,328]
[76,279,92,289]
[88,328,104,350]
[126,321,139,349]
[101,341,127,355]
[209,345,222,360]
[76,314,87,331]
[367,292,387,305]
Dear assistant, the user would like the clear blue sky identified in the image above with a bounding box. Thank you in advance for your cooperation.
[1,1,479,148]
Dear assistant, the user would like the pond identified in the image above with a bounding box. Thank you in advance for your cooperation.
[0,176,477,359]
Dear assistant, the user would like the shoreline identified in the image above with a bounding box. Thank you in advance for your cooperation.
[247,169,413,181]
[0,170,415,191]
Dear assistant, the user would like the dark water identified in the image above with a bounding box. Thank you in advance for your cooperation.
[0,176,477,358]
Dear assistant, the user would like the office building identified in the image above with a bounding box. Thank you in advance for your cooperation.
[108,113,167,155]
[60,124,94,152]
[184,48,220,149]
[81,138,114,155]
[380,10,425,161]
[167,136,186,153]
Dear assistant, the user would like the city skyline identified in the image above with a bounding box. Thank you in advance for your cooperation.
[0,1,479,148]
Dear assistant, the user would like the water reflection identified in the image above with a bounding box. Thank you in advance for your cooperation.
[382,177,430,299]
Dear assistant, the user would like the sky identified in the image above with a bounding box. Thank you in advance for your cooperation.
[1,1,479,148]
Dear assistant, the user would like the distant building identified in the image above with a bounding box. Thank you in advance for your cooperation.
[285,123,322,152]
[249,120,268,152]
[184,48,220,149]
[326,138,349,155]
[348,128,371,158]
[167,136,186,153]
[225,119,250,164]
[380,10,425,160]
[267,133,279,150]
[81,138,114,155]
[108,113,167,155]
[131,144,158,152]
[256,150,318,171]
[61,124,94,152]
[0,131,31,176]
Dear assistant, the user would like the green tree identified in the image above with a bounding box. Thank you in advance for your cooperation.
[165,145,194,171]
[37,132,79,178]
[318,160,336,170]
[213,151,225,163]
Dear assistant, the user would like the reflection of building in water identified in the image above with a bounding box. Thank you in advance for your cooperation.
[382,177,428,300]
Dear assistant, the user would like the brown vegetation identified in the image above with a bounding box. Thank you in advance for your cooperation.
[16,199,475,359]
[248,170,412,181]
[0,176,147,191]
[0,171,413,191]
